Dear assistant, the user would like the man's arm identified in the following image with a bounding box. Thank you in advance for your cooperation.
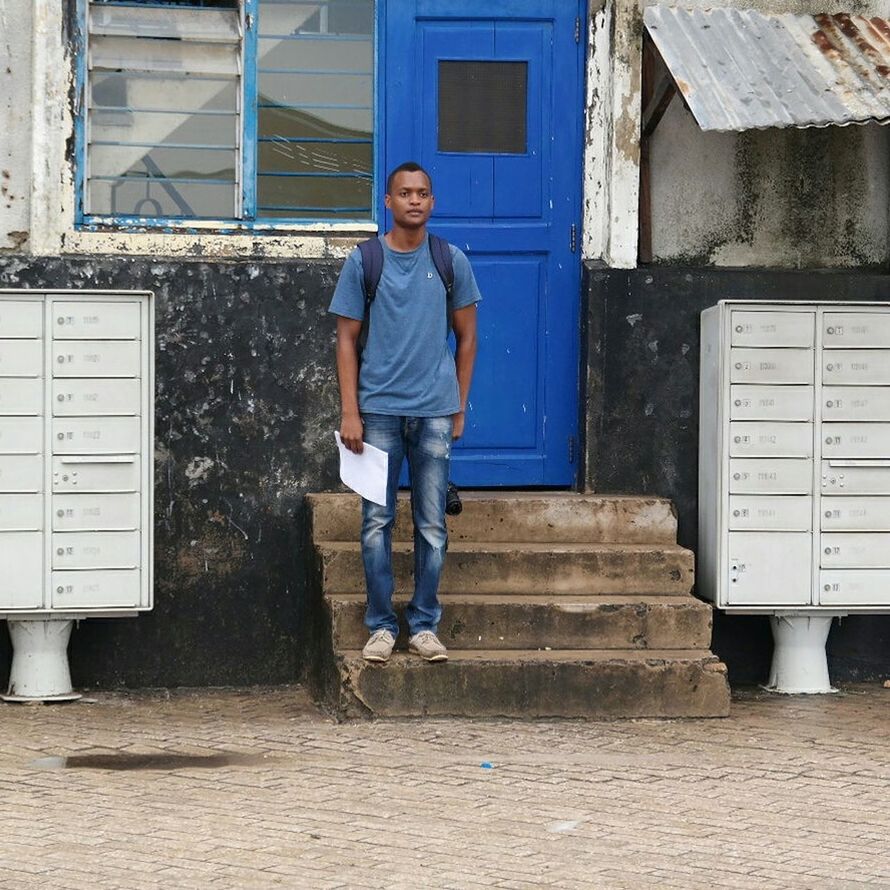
[451,304,478,440]
[335,315,364,453]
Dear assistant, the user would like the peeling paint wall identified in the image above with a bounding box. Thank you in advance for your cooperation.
[585,0,890,268]
[0,0,32,251]
[585,264,890,683]
[649,67,890,268]
[0,255,343,687]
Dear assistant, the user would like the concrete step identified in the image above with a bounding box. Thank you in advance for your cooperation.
[328,593,713,651]
[307,492,678,544]
[335,648,730,718]
[316,541,695,596]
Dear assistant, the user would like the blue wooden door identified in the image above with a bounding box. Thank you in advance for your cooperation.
[384,0,584,486]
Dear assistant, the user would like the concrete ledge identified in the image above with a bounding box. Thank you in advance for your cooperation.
[318,542,695,596]
[329,593,713,651]
[307,492,678,544]
[337,649,731,719]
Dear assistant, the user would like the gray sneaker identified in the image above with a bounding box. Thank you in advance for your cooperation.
[362,629,396,663]
[408,631,448,662]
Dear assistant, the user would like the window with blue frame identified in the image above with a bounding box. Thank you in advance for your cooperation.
[79,0,374,226]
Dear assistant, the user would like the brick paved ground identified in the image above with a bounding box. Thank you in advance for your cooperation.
[0,684,888,889]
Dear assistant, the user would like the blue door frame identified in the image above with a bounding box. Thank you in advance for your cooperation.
[381,0,585,487]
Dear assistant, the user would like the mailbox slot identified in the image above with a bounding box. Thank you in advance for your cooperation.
[822,350,890,385]
[51,569,140,609]
[52,378,140,416]
[821,533,890,568]
[728,496,812,531]
[821,496,890,531]
[729,348,814,384]
[52,531,139,570]
[52,493,140,531]
[52,417,140,455]
[729,385,813,421]
[52,301,140,340]
[822,386,890,421]
[820,570,890,605]
[823,313,890,348]
[822,423,890,458]
[726,532,812,606]
[52,455,139,493]
[729,422,813,458]
[731,311,814,347]
[729,459,813,494]
[51,340,140,377]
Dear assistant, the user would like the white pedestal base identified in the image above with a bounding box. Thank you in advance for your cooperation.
[3,620,80,702]
[765,614,836,694]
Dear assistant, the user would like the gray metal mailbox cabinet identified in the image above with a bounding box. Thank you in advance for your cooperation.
[0,290,153,700]
[700,300,890,692]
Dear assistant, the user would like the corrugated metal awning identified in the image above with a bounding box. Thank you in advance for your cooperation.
[643,6,890,132]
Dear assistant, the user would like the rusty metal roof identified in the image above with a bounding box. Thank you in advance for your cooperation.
[643,6,890,131]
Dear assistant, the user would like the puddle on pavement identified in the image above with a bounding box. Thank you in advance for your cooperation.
[28,752,275,771]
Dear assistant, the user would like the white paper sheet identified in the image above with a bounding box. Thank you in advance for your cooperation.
[334,431,389,506]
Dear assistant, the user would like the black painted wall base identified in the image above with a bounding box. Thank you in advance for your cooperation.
[0,256,343,689]
[584,265,890,686]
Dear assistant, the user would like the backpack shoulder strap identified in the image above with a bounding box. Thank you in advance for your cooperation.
[428,233,455,301]
[357,237,384,307]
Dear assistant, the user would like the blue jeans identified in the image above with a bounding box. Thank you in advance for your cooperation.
[360,413,452,638]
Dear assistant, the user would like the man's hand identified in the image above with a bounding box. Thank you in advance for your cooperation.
[452,410,465,440]
[340,413,364,454]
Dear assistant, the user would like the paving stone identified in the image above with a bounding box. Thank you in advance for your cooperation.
[0,684,889,888]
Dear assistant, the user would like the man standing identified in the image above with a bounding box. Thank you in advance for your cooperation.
[329,161,481,664]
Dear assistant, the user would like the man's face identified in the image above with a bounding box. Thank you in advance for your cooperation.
[385,171,434,229]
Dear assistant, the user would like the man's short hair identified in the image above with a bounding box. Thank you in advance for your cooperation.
[386,161,433,195]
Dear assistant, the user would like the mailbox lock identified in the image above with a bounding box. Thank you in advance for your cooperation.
[56,355,64,364]
[56,317,64,325]
[825,437,833,445]
[732,510,740,517]
[826,400,833,408]
[57,394,64,402]
[735,325,743,333]
[827,327,835,335]
[57,433,64,440]
[824,584,831,592]
[56,586,63,594]
[734,436,741,443]
[56,548,64,556]
[825,547,832,555]
[734,399,741,406]
[733,473,740,480]
[56,509,64,517]
[825,511,832,518]
[826,363,834,371]
[734,362,742,370]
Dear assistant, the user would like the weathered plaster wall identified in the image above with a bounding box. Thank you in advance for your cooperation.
[0,1,374,260]
[584,0,890,269]
[0,0,33,251]
[585,264,890,684]
[649,83,890,268]
[0,255,343,688]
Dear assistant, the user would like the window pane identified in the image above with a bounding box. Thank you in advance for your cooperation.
[91,111,238,148]
[258,140,370,175]
[260,1,372,37]
[90,145,236,181]
[89,180,237,219]
[257,173,371,214]
[85,0,241,220]
[256,0,374,221]
[438,61,527,154]
[258,105,371,139]
[91,73,237,113]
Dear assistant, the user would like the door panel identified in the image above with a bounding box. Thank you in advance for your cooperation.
[385,0,583,486]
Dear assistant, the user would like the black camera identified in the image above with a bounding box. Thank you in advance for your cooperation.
[445,482,462,516]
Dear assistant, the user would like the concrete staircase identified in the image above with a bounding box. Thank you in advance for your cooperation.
[307,493,730,718]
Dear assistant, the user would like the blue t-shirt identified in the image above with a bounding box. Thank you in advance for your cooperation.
[328,236,482,416]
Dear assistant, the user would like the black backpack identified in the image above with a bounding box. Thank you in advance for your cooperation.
[357,233,455,352]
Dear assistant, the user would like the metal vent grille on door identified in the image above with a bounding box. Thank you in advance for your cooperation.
[437,61,527,154]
